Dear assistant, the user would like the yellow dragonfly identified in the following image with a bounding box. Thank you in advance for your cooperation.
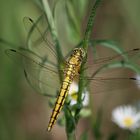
[5,14,140,132]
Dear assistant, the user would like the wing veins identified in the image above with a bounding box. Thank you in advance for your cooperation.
[24,16,57,58]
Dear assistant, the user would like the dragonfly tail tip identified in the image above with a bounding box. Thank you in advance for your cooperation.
[47,126,51,132]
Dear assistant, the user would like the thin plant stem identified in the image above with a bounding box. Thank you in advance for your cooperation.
[83,0,102,53]
[77,0,102,118]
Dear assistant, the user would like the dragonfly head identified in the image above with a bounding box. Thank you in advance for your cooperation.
[72,48,85,60]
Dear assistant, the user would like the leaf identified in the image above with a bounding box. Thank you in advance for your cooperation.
[90,39,125,60]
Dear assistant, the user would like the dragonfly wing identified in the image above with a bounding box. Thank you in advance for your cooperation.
[82,67,140,94]
[80,46,140,84]
[79,46,140,94]
[5,47,61,97]
[85,46,140,72]
[23,14,58,65]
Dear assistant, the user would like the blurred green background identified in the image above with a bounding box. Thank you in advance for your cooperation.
[0,0,140,140]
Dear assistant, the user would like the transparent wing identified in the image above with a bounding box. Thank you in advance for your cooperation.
[83,68,140,94]
[81,47,140,94]
[5,47,61,97]
[4,13,140,98]
[21,14,65,97]
[23,14,60,65]
[4,46,140,98]
[84,46,140,73]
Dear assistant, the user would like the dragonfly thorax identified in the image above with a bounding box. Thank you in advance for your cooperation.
[69,48,85,65]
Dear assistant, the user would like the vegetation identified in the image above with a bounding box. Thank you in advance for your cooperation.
[0,0,140,139]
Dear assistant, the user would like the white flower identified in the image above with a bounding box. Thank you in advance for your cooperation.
[135,74,140,89]
[112,105,140,131]
[68,82,89,106]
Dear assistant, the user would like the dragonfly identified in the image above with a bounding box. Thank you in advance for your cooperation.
[5,14,140,132]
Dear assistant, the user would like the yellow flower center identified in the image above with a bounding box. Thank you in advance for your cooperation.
[123,116,134,127]
[71,92,78,101]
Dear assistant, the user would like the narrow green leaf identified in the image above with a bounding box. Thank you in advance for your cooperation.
[42,0,58,39]
[90,39,125,57]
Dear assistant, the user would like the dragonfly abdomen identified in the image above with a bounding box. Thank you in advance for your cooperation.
[47,74,73,131]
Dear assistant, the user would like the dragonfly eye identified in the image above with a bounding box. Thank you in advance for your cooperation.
[72,48,85,58]
[72,49,78,56]
[73,49,78,53]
